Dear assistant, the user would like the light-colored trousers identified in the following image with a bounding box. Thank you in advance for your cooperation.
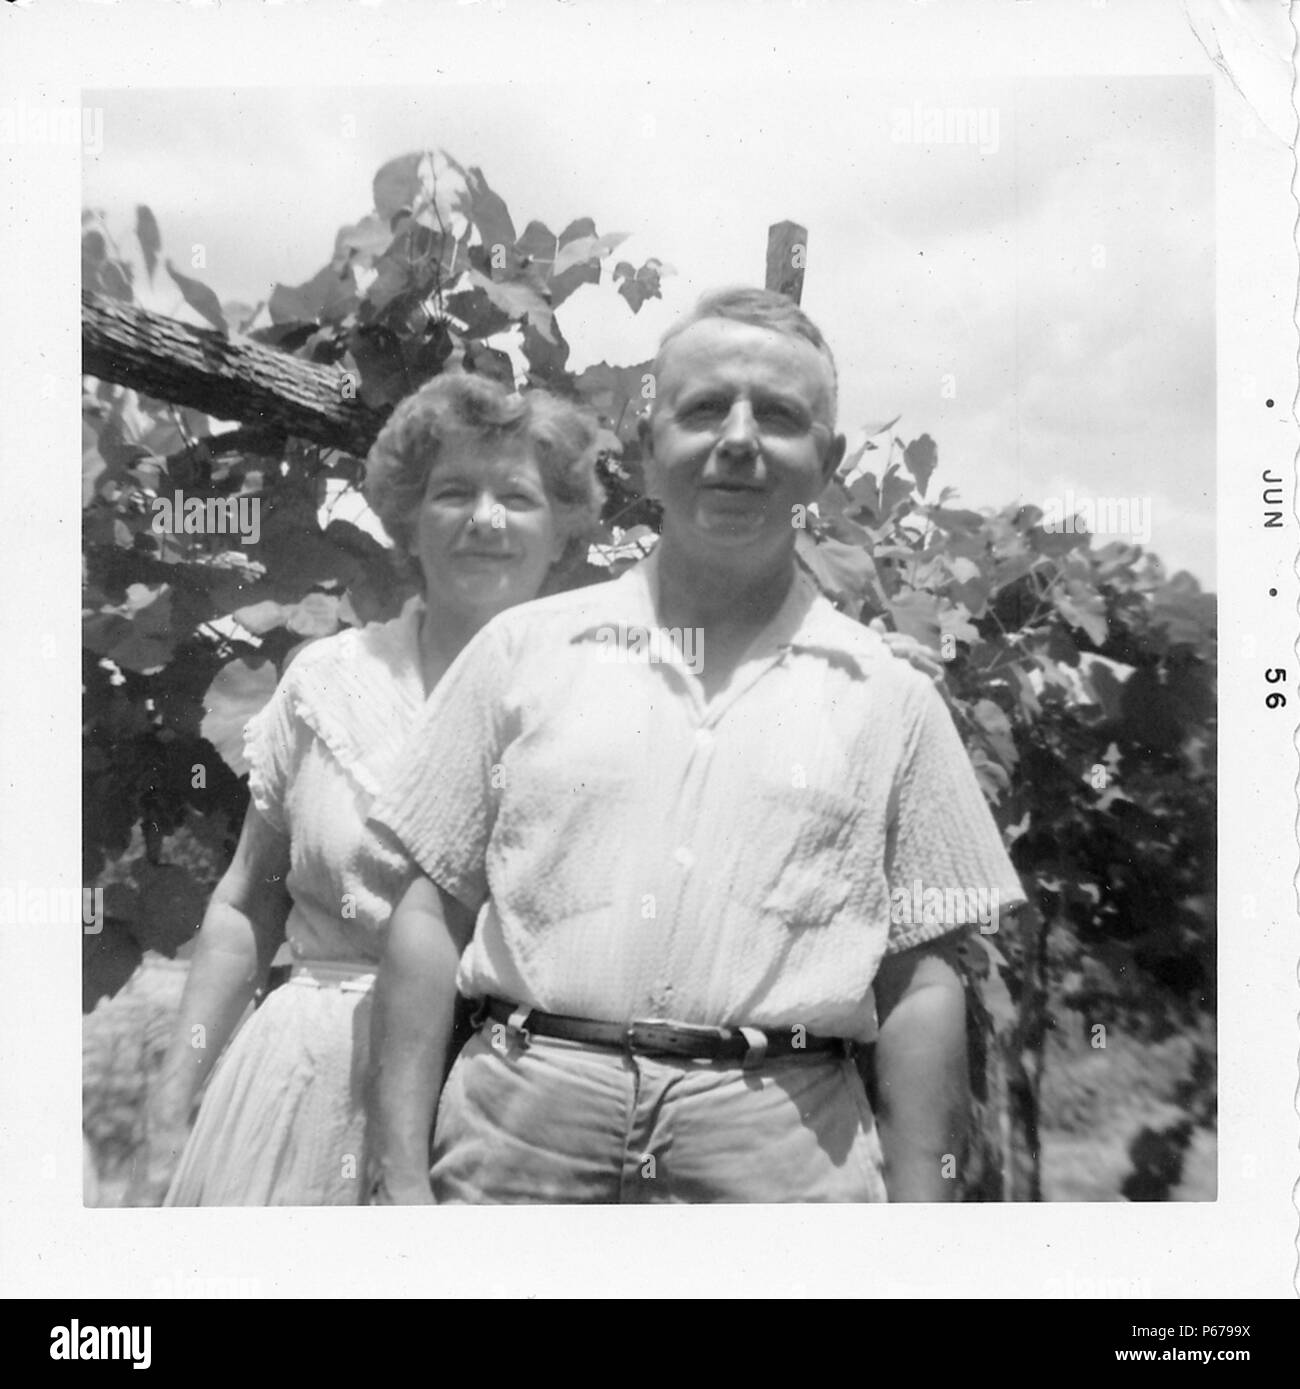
[431,1026,888,1203]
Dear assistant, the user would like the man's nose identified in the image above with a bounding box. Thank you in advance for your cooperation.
[716,400,760,457]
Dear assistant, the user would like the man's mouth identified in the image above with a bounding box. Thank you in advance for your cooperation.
[701,481,765,494]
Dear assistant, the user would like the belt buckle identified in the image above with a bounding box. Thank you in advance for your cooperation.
[624,1016,732,1057]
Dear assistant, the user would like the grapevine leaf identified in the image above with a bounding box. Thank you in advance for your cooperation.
[165,260,228,335]
[795,530,875,605]
[968,745,1010,803]
[464,340,517,390]
[83,924,143,1014]
[467,269,556,344]
[573,360,654,436]
[879,463,915,518]
[200,657,279,776]
[848,470,881,515]
[286,592,341,637]
[552,231,629,278]
[132,862,206,956]
[928,506,987,534]
[1150,574,1216,650]
[521,319,571,386]
[888,587,942,648]
[271,261,359,325]
[903,433,938,497]
[970,934,1017,1035]
[231,599,289,635]
[1053,580,1108,646]
[515,220,558,272]
[465,165,517,259]
[136,204,162,284]
[614,257,668,313]
[1029,524,1088,557]
[333,212,395,268]
[347,323,411,409]
[1083,657,1127,722]
[373,152,423,222]
[938,599,980,647]
[972,697,1018,770]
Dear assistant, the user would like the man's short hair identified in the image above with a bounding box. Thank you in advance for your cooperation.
[651,286,839,424]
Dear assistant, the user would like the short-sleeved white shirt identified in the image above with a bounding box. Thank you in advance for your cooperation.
[370,549,1026,1041]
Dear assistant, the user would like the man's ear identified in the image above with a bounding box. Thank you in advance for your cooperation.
[820,431,847,486]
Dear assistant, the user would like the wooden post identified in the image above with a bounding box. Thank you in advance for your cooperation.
[765,221,807,304]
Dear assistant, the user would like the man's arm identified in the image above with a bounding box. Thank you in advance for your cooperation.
[871,936,969,1202]
[366,874,476,1204]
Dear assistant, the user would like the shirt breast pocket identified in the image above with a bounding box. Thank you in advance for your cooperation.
[722,782,865,927]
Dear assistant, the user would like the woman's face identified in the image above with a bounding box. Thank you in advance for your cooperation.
[411,433,564,622]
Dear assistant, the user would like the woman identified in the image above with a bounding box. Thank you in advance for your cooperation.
[129,373,605,1205]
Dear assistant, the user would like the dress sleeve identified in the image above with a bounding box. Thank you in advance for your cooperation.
[883,677,1027,954]
[242,664,304,835]
[367,623,512,912]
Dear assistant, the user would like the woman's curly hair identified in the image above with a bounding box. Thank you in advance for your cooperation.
[364,372,606,560]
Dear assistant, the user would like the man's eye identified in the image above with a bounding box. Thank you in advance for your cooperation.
[755,404,806,432]
[679,400,728,424]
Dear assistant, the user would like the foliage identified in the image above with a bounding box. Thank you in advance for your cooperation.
[83,151,667,1007]
[795,437,1216,1197]
[82,151,1215,1199]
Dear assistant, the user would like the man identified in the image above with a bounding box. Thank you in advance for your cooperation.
[366,287,1025,1203]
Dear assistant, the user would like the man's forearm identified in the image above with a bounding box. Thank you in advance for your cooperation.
[873,961,969,1202]
[367,879,464,1201]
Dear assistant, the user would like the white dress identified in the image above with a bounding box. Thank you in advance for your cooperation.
[165,600,425,1205]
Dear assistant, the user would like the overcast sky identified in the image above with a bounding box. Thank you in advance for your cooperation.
[83,74,1214,580]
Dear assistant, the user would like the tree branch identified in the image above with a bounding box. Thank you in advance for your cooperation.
[82,290,388,456]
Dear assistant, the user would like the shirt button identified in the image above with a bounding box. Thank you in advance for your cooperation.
[672,846,695,870]
[694,728,715,751]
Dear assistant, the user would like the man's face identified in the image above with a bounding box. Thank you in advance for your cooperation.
[642,318,845,566]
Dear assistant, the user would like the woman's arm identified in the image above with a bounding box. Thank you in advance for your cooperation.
[366,874,475,1204]
[127,805,292,1205]
[871,936,969,1202]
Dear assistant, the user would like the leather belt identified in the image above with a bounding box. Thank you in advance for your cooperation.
[474,996,850,1066]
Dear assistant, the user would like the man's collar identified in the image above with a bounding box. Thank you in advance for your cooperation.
[570,542,888,677]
